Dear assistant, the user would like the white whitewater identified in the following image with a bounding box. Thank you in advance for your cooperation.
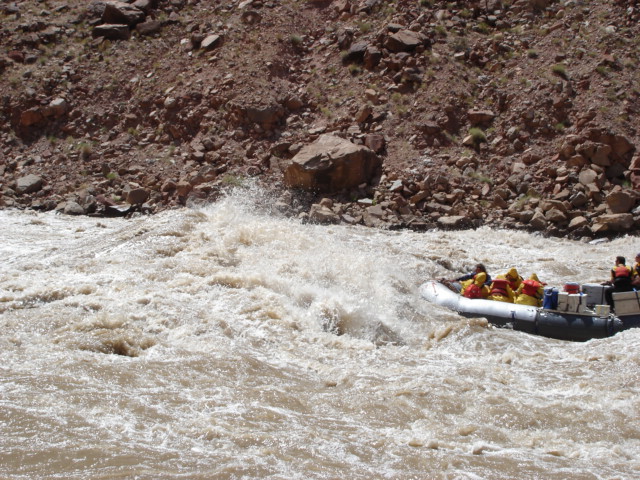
[1,187,639,479]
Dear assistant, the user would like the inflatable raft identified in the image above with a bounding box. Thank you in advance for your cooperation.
[420,280,640,341]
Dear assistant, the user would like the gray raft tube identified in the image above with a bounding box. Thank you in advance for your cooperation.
[466,310,623,342]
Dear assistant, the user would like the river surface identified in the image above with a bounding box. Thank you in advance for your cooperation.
[1,188,639,479]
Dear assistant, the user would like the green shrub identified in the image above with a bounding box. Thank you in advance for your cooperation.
[348,64,361,75]
[78,142,93,158]
[468,127,487,144]
[468,171,493,184]
[551,63,568,79]
[477,22,490,34]
[357,21,372,34]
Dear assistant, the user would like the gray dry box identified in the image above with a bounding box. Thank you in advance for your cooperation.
[581,283,606,307]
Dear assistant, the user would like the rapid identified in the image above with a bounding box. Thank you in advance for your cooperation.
[1,187,639,480]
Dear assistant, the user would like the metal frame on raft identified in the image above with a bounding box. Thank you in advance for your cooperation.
[420,281,640,342]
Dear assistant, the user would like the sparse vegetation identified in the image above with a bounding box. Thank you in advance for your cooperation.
[347,64,361,75]
[468,127,487,145]
[0,0,638,238]
[551,63,568,79]
[434,25,447,36]
[468,171,493,184]
[357,21,372,34]
[476,22,490,34]
[78,142,93,159]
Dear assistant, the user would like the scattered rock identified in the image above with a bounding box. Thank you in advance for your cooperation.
[0,0,639,238]
[384,30,427,53]
[606,190,636,214]
[16,174,43,195]
[201,34,223,51]
[92,24,131,40]
[308,203,340,223]
[63,201,85,215]
[102,1,146,26]
[126,187,150,205]
[437,215,471,229]
[43,98,70,117]
[592,213,634,232]
[136,20,161,36]
[468,110,495,126]
[19,108,44,126]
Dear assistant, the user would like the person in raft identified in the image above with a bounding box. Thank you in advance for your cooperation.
[633,253,640,287]
[604,256,635,310]
[515,273,544,307]
[446,263,492,299]
[504,267,524,292]
[487,275,515,303]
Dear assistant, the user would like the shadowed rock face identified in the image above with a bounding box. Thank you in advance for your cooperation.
[284,134,382,193]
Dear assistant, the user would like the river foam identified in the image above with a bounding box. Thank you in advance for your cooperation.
[1,189,639,479]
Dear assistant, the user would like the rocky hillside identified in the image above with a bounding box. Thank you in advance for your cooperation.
[2,0,640,238]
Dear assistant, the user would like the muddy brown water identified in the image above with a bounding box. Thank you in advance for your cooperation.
[1,189,639,479]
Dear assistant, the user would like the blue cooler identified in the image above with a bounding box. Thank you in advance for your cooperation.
[543,287,559,310]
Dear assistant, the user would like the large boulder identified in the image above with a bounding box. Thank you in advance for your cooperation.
[136,20,161,36]
[42,98,70,118]
[468,109,495,126]
[15,174,43,194]
[19,108,44,126]
[102,1,146,26]
[384,30,427,53]
[284,134,382,192]
[606,190,636,214]
[308,203,340,224]
[591,213,634,233]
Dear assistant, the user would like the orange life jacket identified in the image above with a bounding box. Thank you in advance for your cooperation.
[490,279,509,298]
[614,265,630,278]
[521,279,542,298]
[463,283,482,299]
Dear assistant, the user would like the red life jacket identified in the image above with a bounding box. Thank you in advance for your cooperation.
[463,283,482,299]
[521,279,542,297]
[490,279,509,298]
[614,265,630,278]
